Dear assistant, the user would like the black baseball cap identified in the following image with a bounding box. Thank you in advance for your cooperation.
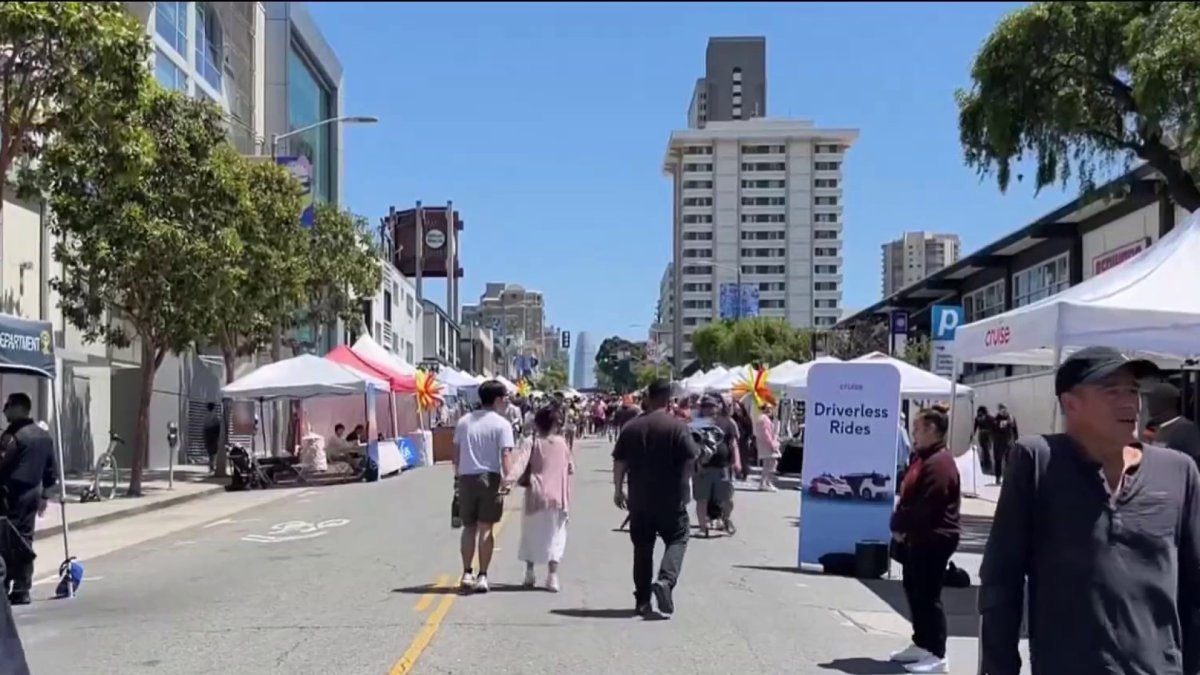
[1054,346,1160,396]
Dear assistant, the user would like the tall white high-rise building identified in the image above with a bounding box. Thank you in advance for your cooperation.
[572,331,596,389]
[663,118,858,364]
[880,231,960,297]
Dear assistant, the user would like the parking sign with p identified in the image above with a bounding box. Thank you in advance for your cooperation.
[931,305,963,341]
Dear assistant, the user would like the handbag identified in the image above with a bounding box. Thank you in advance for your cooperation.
[517,438,537,488]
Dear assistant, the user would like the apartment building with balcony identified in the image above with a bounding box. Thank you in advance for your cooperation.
[881,231,961,297]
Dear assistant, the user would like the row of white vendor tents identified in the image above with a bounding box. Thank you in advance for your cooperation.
[680,353,973,400]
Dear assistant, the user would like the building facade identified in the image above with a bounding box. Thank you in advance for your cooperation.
[663,118,858,364]
[687,37,767,129]
[572,331,596,390]
[361,259,421,367]
[840,165,1188,436]
[460,282,546,359]
[421,300,461,369]
[880,231,960,297]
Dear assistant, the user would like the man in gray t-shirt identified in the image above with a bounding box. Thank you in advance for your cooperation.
[980,347,1200,675]
[452,380,515,594]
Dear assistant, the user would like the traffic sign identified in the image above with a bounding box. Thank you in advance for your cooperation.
[561,331,571,349]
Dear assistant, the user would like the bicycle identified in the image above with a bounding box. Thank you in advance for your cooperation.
[79,431,123,503]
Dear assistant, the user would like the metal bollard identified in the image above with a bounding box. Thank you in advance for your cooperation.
[166,421,179,489]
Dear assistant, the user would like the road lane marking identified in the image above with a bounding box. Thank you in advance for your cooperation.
[413,574,449,613]
[389,510,512,675]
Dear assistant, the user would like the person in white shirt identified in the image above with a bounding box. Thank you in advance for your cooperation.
[452,380,516,593]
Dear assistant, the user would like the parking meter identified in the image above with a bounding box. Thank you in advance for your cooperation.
[166,421,179,489]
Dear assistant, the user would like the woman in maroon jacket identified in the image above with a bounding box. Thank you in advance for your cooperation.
[888,406,961,674]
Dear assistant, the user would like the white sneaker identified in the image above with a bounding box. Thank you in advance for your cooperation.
[904,655,949,673]
[523,568,536,588]
[473,574,490,593]
[545,573,560,593]
[890,644,932,663]
[458,572,475,590]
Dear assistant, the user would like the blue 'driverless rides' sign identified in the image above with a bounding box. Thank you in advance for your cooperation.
[0,314,55,378]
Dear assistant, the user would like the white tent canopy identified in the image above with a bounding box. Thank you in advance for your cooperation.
[787,353,971,399]
[437,367,479,390]
[222,354,387,400]
[683,366,728,395]
[954,213,1200,364]
[494,375,518,394]
[763,360,803,392]
[352,334,418,375]
[705,364,754,392]
[778,356,844,396]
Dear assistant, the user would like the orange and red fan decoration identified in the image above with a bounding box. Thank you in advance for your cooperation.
[731,366,775,413]
[414,370,445,411]
[515,378,532,398]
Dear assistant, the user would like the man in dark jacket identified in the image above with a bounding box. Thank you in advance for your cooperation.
[0,392,57,605]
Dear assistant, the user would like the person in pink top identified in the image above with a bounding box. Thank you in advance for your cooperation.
[518,405,574,592]
[754,402,781,491]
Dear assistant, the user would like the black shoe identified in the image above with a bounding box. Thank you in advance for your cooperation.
[651,580,674,616]
[8,592,30,606]
[635,602,653,617]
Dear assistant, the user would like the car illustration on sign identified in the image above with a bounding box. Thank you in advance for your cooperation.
[808,473,853,498]
[840,472,893,501]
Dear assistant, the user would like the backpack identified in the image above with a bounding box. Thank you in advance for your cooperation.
[691,424,728,467]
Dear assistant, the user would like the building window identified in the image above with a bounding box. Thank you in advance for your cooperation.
[683,180,713,189]
[814,230,838,240]
[683,197,713,207]
[287,44,335,204]
[406,294,414,318]
[1013,253,1069,307]
[815,299,839,309]
[743,145,786,155]
[683,248,713,258]
[815,282,839,292]
[683,162,712,172]
[816,144,842,153]
[815,247,839,257]
[741,230,786,240]
[194,3,223,90]
[759,299,786,309]
[740,247,786,258]
[815,265,839,274]
[155,1,188,55]
[742,161,786,172]
[733,106,742,119]
[683,300,713,309]
[732,67,743,83]
[815,196,838,206]
[683,214,713,224]
[815,178,839,188]
[742,214,786,224]
[682,265,713,275]
[815,161,841,171]
[683,146,713,156]
[683,232,713,241]
[154,50,186,92]
[741,179,786,189]
[759,281,786,291]
[742,264,786,275]
[814,316,838,327]
[683,282,713,292]
[963,279,1005,322]
[814,213,839,223]
[741,196,786,207]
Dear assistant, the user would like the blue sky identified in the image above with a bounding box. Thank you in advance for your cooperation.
[310,1,1078,343]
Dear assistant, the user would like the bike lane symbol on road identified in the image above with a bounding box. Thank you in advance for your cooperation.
[242,519,349,543]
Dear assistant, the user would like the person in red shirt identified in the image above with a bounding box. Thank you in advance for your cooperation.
[889,405,961,674]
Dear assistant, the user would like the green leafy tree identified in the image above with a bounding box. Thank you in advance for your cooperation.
[31,87,244,496]
[211,154,308,380]
[636,362,673,389]
[594,337,646,394]
[536,358,569,392]
[958,1,1200,211]
[691,318,812,367]
[2,2,148,239]
[294,203,382,356]
[900,334,932,370]
[827,320,889,360]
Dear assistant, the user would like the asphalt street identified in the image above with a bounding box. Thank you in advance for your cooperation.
[17,437,1017,674]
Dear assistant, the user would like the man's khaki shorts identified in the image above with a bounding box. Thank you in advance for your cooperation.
[456,472,504,526]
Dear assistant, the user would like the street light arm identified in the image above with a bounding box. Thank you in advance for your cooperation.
[273,115,379,145]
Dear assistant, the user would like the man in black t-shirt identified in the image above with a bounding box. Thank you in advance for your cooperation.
[689,395,741,537]
[1145,382,1200,466]
[612,379,698,618]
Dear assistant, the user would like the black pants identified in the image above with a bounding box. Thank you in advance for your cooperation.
[901,538,958,659]
[3,490,38,596]
[993,439,1014,480]
[0,557,29,675]
[629,507,689,605]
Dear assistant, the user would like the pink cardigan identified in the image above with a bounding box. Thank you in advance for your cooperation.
[754,414,781,460]
[521,433,573,514]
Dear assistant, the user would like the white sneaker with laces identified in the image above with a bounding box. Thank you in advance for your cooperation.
[904,655,948,673]
[545,573,560,593]
[473,574,490,593]
[459,572,475,589]
[889,644,932,663]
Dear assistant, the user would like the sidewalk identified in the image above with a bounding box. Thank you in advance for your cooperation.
[34,466,226,541]
[961,481,1001,518]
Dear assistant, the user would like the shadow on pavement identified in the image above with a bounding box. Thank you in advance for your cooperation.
[391,583,535,595]
[857,578,984,638]
[731,563,823,576]
[816,657,907,674]
[550,608,639,619]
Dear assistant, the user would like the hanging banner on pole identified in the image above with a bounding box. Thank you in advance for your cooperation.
[799,362,901,566]
[276,156,315,227]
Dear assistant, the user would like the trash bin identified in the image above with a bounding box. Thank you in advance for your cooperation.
[854,540,890,579]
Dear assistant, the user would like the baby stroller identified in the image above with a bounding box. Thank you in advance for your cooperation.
[226,443,272,491]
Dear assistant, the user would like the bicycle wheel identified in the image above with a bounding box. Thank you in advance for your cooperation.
[96,454,120,500]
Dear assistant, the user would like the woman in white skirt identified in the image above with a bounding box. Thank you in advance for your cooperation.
[518,405,574,592]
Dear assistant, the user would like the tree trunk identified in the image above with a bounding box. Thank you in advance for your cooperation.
[130,339,163,497]
[1141,141,1200,213]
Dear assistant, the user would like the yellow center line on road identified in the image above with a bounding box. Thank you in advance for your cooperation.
[412,574,449,613]
[389,509,514,675]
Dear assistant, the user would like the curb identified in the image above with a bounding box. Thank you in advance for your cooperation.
[33,484,227,542]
